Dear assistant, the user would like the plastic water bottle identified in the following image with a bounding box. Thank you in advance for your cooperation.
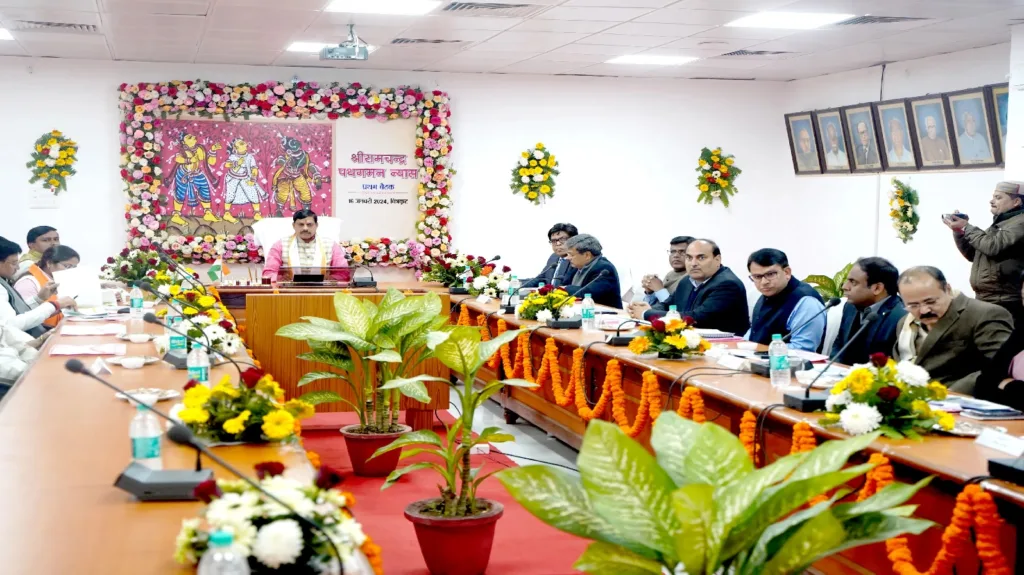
[187,343,210,386]
[198,531,251,575]
[664,305,682,322]
[129,283,144,319]
[581,293,596,330]
[130,396,163,470]
[165,308,187,356]
[768,334,791,389]
[508,275,521,307]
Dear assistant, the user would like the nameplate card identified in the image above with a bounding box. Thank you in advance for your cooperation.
[975,428,1024,457]
[475,295,491,305]
[90,358,112,376]
[716,354,748,371]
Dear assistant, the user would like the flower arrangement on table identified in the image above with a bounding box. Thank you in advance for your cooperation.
[696,147,741,207]
[822,353,952,440]
[174,461,383,574]
[100,247,172,286]
[419,251,486,287]
[27,130,78,194]
[469,264,513,299]
[510,142,559,205]
[172,369,326,444]
[889,178,920,243]
[627,316,711,359]
[517,285,576,322]
[163,233,263,264]
[340,237,428,268]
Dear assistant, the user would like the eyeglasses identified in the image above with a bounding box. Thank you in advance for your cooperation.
[549,237,569,245]
[749,270,780,283]
[905,298,941,311]
[667,249,687,256]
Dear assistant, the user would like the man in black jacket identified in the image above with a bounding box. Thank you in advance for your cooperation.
[629,239,749,335]
[560,234,623,309]
[832,257,908,364]
[522,223,577,288]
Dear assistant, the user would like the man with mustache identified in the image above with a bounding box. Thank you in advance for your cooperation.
[893,266,1012,395]
[919,115,949,163]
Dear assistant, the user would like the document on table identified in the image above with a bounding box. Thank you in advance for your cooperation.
[60,324,126,336]
[49,343,127,356]
[52,267,103,308]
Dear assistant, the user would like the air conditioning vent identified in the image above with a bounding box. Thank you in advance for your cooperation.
[442,2,548,18]
[833,15,931,26]
[9,20,100,34]
[391,38,464,45]
[722,50,792,56]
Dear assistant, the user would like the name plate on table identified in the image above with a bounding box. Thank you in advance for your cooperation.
[475,295,491,305]
[975,428,1024,457]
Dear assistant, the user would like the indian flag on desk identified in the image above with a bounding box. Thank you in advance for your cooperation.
[207,258,230,282]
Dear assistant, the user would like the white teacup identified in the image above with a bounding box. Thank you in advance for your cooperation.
[128,334,151,344]
[121,356,146,369]
[735,341,759,351]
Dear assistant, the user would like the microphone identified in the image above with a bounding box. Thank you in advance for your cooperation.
[782,297,841,343]
[783,310,879,412]
[155,249,205,293]
[166,425,345,572]
[138,283,212,350]
[607,319,650,346]
[350,264,377,289]
[143,312,254,377]
[485,255,501,265]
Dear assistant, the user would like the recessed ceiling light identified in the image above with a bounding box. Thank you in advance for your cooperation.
[0,29,13,41]
[325,0,441,15]
[725,12,854,30]
[607,54,699,66]
[287,41,378,53]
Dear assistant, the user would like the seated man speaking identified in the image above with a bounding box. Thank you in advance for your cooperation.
[560,234,623,309]
[261,210,350,282]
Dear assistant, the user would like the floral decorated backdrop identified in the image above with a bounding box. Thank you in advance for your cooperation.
[119,80,452,267]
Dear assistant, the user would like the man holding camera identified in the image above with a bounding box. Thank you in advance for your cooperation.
[947,181,1024,326]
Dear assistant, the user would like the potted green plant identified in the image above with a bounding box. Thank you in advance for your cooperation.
[499,414,933,575]
[804,262,853,300]
[370,325,535,575]
[276,288,450,476]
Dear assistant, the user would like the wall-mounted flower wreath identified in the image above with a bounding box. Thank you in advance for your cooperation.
[889,178,920,243]
[696,147,741,207]
[28,130,78,194]
[511,143,559,205]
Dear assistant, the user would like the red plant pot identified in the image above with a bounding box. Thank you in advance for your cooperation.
[340,424,410,477]
[404,498,504,575]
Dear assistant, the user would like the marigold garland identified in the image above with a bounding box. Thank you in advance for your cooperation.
[534,338,574,407]
[676,387,707,422]
[575,358,618,422]
[790,421,827,504]
[739,411,758,463]
[361,535,384,575]
[457,305,471,326]
[609,370,662,438]
[306,450,321,469]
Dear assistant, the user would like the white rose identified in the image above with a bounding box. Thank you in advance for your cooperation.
[839,402,882,436]
[825,390,851,411]
[49,146,61,159]
[559,306,576,319]
[535,309,553,323]
[44,159,55,167]
[519,158,529,167]
[521,176,530,183]
[681,329,703,349]
[533,150,544,159]
[472,276,489,290]
[533,174,543,182]
[252,519,303,569]
[895,361,930,387]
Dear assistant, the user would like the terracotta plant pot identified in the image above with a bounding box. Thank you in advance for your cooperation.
[340,424,411,477]
[404,498,504,575]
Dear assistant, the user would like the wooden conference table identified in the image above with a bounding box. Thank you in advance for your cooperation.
[450,294,1024,575]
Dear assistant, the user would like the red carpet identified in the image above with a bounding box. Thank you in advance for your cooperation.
[301,412,589,575]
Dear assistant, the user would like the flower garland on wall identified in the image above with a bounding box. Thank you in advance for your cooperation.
[696,147,741,207]
[27,130,77,194]
[510,143,558,204]
[117,80,452,265]
[889,178,920,243]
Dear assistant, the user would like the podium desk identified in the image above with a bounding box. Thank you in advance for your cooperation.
[244,290,451,431]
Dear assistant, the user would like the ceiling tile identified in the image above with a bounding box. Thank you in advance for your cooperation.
[674,0,795,9]
[495,59,589,74]
[115,44,196,62]
[410,15,523,31]
[0,0,98,9]
[573,62,664,76]
[548,42,643,55]
[297,25,406,44]
[640,46,744,59]
[389,26,497,42]
[660,36,761,51]
[688,56,775,69]
[511,18,614,33]
[195,50,281,66]
[437,49,539,62]
[690,26,797,40]
[602,22,713,36]
[473,30,589,50]
[560,0,678,7]
[0,41,26,55]
[0,8,100,26]
[635,8,754,26]
[313,11,421,28]
[103,12,202,36]
[575,32,678,47]
[532,50,621,63]
[15,30,111,58]
[537,6,655,22]
[206,6,318,31]
[99,0,210,15]
[217,0,325,8]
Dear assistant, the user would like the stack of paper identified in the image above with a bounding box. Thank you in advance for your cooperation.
[49,343,127,356]
[60,324,126,336]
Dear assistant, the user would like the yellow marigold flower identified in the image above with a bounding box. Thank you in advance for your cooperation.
[520,185,529,193]
[203,235,215,244]
[536,142,544,149]
[284,399,316,420]
[628,336,651,355]
[257,375,284,400]
[168,285,182,296]
[529,160,538,167]
[527,192,538,199]
[179,407,210,424]
[521,151,529,158]
[183,385,212,409]
[700,184,709,192]
[262,410,296,440]
[911,400,931,417]
[712,148,721,155]
[846,368,875,395]
[540,185,551,194]
[539,159,547,167]
[518,168,528,176]
[35,160,44,167]
[666,319,684,332]
[830,379,848,395]
[711,156,720,162]
[725,158,734,165]
[222,410,251,435]
[212,381,240,399]
[821,412,840,424]
[48,179,60,187]
[928,381,948,400]
[935,410,955,431]
[182,307,199,316]
[47,138,57,146]
[664,334,689,350]
[60,171,70,177]
[198,295,217,308]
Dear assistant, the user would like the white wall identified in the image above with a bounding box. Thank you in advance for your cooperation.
[783,43,1011,296]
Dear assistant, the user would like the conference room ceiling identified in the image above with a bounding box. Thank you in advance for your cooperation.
[0,0,1017,81]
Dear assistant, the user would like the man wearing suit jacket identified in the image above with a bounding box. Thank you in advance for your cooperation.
[522,223,577,288]
[560,234,623,309]
[894,266,1013,395]
[833,257,908,365]
[642,235,693,306]
[629,239,749,335]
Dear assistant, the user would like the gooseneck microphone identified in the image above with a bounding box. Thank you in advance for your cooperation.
[138,282,212,350]
[351,264,377,289]
[143,312,255,377]
[166,425,344,573]
[607,319,651,346]
[781,297,841,343]
[783,310,879,412]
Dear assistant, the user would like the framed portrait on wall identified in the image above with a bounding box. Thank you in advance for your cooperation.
[989,83,1009,160]
[908,95,957,169]
[946,87,1000,168]
[814,108,851,173]
[873,99,919,171]
[785,112,823,175]
[842,104,882,173]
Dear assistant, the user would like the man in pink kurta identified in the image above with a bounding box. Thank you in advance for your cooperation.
[261,210,350,282]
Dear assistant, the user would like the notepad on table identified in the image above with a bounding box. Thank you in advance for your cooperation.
[49,343,127,356]
[60,324,126,337]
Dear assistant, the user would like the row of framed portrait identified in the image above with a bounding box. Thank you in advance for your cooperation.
[785,84,1008,175]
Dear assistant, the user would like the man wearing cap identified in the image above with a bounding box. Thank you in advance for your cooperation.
[947,181,1024,325]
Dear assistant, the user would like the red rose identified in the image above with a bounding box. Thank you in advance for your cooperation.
[465,254,474,261]
[168,264,177,272]
[327,112,339,120]
[682,316,695,326]
[381,254,390,262]
[502,265,511,273]
[870,353,889,368]
[538,285,553,295]
[877,386,901,402]
[240,367,264,388]
[193,478,221,503]
[183,379,199,391]
[120,265,128,273]
[219,320,234,330]
[476,256,486,264]
[147,258,157,266]
[254,461,286,479]
[713,163,720,169]
[650,318,666,333]
[120,248,130,257]
[143,175,153,183]
[106,257,115,264]
[185,292,197,302]
[708,177,717,184]
[315,465,345,490]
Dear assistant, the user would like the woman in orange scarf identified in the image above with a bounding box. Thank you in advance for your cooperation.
[14,245,79,328]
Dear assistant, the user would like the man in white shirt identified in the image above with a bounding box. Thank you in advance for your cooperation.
[823,123,848,168]
[958,111,992,162]
[0,236,74,337]
[886,118,914,166]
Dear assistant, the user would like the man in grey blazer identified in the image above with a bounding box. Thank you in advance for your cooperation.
[893,266,1013,395]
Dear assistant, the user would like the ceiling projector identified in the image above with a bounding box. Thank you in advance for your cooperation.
[321,24,371,61]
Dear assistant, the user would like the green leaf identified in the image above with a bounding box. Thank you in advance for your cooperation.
[679,420,754,487]
[761,511,846,575]
[578,420,681,564]
[297,371,345,387]
[297,351,354,372]
[378,375,443,403]
[369,429,443,460]
[382,461,452,490]
[299,316,342,329]
[671,484,713,575]
[276,323,373,351]
[787,432,880,483]
[802,275,836,298]
[478,328,523,364]
[378,287,405,310]
[432,326,483,375]
[827,513,933,558]
[395,293,443,338]
[333,292,372,339]
[367,350,403,363]
[398,447,448,461]
[372,332,396,350]
[572,542,665,575]
[832,477,932,520]
[832,264,853,292]
[497,466,651,557]
[373,294,424,332]
[475,426,515,444]
[499,378,540,388]
[296,390,343,406]
[651,412,702,486]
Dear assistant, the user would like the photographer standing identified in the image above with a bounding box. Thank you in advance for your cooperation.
[948,181,1024,326]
